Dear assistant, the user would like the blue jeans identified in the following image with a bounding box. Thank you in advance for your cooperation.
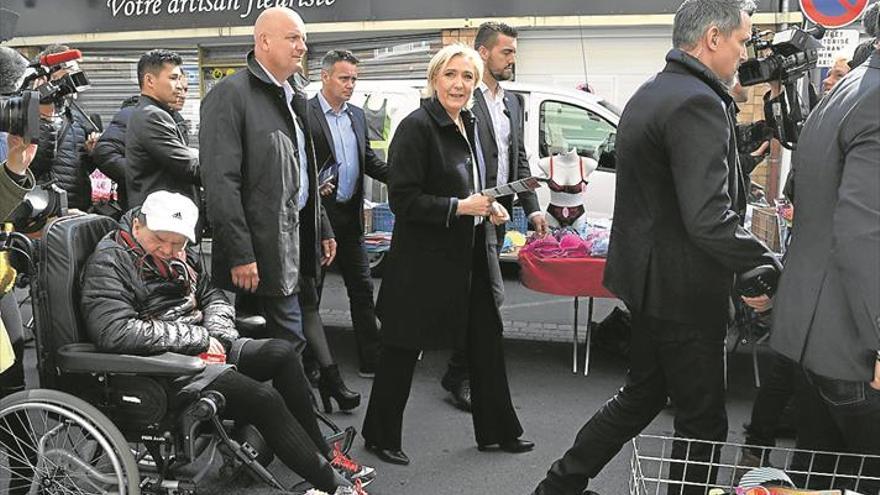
[791,368,880,493]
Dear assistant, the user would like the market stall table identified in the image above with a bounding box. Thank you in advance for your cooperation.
[519,252,616,375]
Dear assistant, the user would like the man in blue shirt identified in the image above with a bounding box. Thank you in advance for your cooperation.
[309,50,388,376]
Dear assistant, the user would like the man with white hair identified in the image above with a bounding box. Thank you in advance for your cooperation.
[200,7,336,350]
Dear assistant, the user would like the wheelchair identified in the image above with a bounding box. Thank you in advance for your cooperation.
[0,214,355,495]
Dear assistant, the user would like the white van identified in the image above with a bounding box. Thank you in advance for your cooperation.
[304,80,621,219]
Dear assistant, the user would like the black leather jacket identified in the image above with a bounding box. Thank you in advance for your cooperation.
[80,209,238,355]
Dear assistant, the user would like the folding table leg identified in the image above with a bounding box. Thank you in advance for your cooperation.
[584,297,594,376]
[572,297,579,374]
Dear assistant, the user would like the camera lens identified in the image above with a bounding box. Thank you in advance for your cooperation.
[0,90,40,140]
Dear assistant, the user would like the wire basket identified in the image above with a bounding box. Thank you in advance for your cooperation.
[630,434,880,495]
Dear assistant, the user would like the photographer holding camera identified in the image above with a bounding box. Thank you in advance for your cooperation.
[27,44,99,213]
[0,46,36,220]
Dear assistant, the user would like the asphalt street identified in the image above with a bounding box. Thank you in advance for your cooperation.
[12,269,772,495]
[195,269,772,495]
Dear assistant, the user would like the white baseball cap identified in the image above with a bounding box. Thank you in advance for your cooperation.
[140,191,199,243]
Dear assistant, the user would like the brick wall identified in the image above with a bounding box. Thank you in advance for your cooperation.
[737,82,772,189]
[441,28,477,47]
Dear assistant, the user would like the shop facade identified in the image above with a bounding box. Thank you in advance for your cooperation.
[5,0,806,195]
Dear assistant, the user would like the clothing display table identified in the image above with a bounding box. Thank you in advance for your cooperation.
[519,252,616,375]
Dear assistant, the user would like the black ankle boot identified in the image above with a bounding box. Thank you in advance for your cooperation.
[318,364,361,413]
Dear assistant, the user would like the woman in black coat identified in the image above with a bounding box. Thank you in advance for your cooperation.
[362,44,533,465]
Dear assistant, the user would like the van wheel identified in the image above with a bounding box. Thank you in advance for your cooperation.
[369,252,386,277]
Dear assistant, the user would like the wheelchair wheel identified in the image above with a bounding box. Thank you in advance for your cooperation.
[0,388,140,495]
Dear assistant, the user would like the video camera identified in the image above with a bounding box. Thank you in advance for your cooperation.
[20,49,92,106]
[1,48,92,141]
[738,26,825,86]
[735,120,774,155]
[737,26,826,149]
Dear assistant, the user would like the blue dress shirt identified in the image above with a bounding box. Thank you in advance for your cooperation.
[318,92,359,202]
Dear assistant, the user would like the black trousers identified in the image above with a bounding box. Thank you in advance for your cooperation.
[745,350,796,449]
[206,338,348,492]
[789,368,880,494]
[362,234,523,449]
[325,201,381,368]
[533,312,728,495]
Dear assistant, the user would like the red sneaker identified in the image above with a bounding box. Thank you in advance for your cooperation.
[329,443,376,487]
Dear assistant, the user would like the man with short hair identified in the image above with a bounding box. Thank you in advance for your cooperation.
[309,49,387,377]
[126,49,198,209]
[439,21,547,412]
[532,1,778,493]
[200,7,334,350]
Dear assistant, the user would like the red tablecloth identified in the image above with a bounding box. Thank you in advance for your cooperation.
[519,252,616,298]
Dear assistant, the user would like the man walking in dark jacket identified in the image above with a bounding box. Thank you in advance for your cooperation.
[532,1,779,494]
[126,49,198,209]
[309,49,386,376]
[200,7,334,350]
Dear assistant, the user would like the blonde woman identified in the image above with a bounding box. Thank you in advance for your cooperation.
[361,44,533,465]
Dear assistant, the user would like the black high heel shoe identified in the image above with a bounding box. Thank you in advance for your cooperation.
[317,364,361,413]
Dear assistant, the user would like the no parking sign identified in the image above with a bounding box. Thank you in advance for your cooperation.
[800,0,870,28]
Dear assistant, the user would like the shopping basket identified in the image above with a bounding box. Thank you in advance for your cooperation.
[630,434,880,495]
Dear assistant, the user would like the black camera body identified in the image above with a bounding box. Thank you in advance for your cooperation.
[738,26,825,86]
[0,89,40,140]
[35,69,90,105]
[736,120,774,155]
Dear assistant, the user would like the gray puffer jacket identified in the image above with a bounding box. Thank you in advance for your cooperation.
[80,209,237,355]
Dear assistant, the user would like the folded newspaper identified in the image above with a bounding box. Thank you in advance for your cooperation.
[481,176,544,198]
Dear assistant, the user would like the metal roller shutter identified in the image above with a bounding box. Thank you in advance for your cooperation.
[76,48,202,147]
[306,33,442,81]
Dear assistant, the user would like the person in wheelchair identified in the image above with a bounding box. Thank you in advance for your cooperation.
[79,190,375,494]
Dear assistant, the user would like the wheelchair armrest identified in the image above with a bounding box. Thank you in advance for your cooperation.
[235,314,267,337]
[57,343,206,376]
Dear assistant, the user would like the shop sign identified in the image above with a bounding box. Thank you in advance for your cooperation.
[106,0,336,20]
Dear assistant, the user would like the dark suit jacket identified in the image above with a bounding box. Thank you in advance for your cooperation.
[471,88,540,224]
[603,49,777,326]
[376,98,504,350]
[771,52,880,382]
[125,95,199,208]
[199,51,331,296]
[308,95,388,231]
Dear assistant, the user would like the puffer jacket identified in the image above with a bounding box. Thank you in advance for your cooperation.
[80,209,238,355]
[31,109,96,210]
